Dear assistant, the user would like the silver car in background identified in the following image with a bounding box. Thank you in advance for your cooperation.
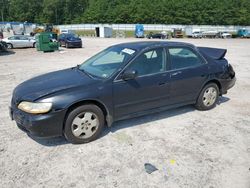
[192,31,203,38]
[2,35,36,49]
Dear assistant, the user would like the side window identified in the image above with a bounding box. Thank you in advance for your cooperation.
[127,48,165,76]
[20,36,28,40]
[168,47,202,70]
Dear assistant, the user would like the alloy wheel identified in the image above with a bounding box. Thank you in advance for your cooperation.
[203,87,217,107]
[71,112,99,139]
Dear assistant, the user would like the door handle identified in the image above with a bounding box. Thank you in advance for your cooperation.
[171,71,182,77]
[158,82,166,86]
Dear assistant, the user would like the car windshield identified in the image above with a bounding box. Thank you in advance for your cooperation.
[66,34,78,39]
[79,46,136,79]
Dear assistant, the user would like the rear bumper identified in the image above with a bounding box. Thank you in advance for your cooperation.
[220,76,236,95]
[10,107,66,138]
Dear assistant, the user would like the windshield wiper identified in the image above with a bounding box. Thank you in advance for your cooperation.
[76,64,95,78]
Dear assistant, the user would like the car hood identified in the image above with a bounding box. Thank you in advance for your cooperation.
[66,37,81,41]
[13,68,98,102]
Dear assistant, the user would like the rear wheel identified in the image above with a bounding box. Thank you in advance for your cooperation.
[33,42,36,48]
[64,105,104,144]
[7,43,13,49]
[195,83,219,111]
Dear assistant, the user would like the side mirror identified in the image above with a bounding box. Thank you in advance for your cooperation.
[122,70,137,81]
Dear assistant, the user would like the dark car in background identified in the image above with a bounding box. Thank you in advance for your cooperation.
[10,41,236,144]
[147,32,169,39]
[58,33,82,48]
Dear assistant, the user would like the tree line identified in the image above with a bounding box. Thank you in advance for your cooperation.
[1,0,250,25]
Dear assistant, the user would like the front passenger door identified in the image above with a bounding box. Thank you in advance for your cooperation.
[19,36,30,47]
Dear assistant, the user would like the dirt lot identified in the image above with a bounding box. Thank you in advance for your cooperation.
[0,38,249,188]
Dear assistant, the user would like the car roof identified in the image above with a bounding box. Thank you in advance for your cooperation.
[112,41,195,51]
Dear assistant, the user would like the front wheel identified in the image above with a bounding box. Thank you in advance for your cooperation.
[64,105,105,144]
[7,43,13,49]
[195,83,219,111]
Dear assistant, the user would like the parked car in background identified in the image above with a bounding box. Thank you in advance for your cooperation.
[147,32,169,39]
[10,41,236,144]
[58,33,82,48]
[192,31,203,38]
[237,29,250,38]
[2,35,36,49]
[60,29,74,34]
[218,32,232,39]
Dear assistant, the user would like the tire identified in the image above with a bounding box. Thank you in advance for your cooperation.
[64,105,105,144]
[7,43,13,49]
[195,83,219,111]
[33,42,36,48]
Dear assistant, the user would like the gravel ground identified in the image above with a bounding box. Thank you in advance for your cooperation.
[0,38,249,188]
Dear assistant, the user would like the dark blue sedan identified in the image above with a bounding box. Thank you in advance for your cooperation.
[58,33,82,48]
[10,41,236,144]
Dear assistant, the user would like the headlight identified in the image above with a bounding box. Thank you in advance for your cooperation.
[18,101,52,114]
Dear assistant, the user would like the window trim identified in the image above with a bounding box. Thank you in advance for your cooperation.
[166,46,207,71]
[114,47,167,82]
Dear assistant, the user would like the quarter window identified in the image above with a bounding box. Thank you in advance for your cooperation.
[168,47,202,70]
[127,48,165,76]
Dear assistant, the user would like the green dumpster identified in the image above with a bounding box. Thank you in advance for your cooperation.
[35,32,59,52]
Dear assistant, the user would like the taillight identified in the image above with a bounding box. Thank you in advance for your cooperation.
[228,64,235,78]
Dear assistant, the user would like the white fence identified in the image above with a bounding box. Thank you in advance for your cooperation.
[1,22,250,35]
[56,24,250,32]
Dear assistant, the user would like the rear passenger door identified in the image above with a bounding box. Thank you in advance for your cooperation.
[167,46,209,104]
[19,36,30,47]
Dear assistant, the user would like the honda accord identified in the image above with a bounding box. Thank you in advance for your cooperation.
[10,41,236,144]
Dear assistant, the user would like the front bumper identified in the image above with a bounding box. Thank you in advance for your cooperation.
[10,106,67,138]
[67,41,82,48]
